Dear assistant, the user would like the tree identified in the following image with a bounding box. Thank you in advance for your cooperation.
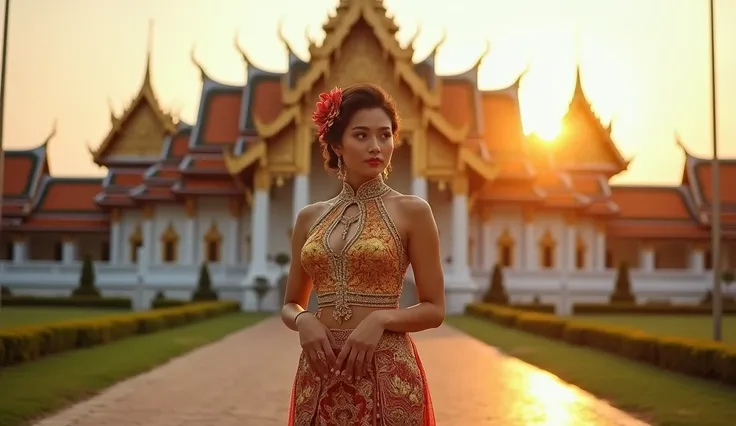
[192,263,218,301]
[72,254,101,298]
[609,261,635,303]
[482,263,509,305]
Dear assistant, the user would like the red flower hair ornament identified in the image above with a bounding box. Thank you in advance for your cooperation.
[312,87,343,142]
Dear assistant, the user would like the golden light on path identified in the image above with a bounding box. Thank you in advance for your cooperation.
[521,369,579,425]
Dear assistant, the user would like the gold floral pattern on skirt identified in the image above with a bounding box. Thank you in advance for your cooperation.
[288,329,436,425]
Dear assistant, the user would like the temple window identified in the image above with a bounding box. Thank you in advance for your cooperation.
[53,241,63,261]
[496,228,514,268]
[101,241,110,261]
[160,223,179,264]
[605,250,614,268]
[468,238,475,268]
[575,235,586,270]
[129,225,143,263]
[539,230,556,269]
[3,242,12,260]
[204,222,222,263]
[704,249,713,270]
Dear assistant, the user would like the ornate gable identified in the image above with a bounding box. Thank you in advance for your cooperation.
[91,39,176,167]
[551,67,629,177]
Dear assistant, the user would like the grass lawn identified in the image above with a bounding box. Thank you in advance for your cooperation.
[575,315,736,344]
[447,315,736,426]
[0,307,122,329]
[0,312,268,426]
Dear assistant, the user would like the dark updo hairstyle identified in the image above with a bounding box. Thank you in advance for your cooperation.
[319,83,400,174]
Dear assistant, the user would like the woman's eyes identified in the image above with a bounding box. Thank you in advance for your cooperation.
[354,133,392,140]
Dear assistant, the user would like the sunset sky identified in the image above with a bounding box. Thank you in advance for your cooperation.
[1,0,735,185]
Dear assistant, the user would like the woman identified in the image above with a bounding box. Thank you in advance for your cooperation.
[282,83,445,425]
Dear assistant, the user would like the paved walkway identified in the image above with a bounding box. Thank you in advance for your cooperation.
[34,317,648,426]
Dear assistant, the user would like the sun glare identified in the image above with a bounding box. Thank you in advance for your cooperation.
[529,120,562,143]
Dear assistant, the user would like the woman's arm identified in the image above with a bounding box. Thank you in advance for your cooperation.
[281,205,319,331]
[374,196,446,333]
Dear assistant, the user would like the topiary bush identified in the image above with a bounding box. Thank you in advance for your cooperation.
[609,261,635,303]
[72,254,101,298]
[482,263,509,305]
[192,263,218,301]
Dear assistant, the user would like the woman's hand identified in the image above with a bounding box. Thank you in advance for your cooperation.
[296,312,337,380]
[334,311,387,382]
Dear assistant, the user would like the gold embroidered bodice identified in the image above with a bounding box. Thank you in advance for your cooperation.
[300,176,408,324]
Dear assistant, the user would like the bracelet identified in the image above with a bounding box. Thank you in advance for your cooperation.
[294,310,311,325]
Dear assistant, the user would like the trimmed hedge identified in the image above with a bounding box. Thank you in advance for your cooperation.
[1,295,131,309]
[466,302,736,386]
[574,302,736,315]
[0,301,239,367]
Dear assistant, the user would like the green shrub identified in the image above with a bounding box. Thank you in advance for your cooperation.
[482,263,509,305]
[192,263,218,301]
[0,301,239,367]
[609,261,635,303]
[71,254,100,298]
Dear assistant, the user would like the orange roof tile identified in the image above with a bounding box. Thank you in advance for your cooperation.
[251,78,284,124]
[440,80,474,129]
[19,217,108,232]
[201,91,242,145]
[694,161,736,205]
[36,178,103,213]
[611,186,694,221]
[3,155,35,197]
[479,91,524,153]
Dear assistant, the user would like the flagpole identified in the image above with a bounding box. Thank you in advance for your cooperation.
[708,0,723,342]
[0,0,11,313]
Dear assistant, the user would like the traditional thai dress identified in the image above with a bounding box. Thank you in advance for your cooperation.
[289,176,435,425]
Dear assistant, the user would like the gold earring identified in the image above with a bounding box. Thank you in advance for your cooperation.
[337,156,345,180]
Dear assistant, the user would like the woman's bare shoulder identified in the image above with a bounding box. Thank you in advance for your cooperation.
[386,192,434,222]
[294,199,337,231]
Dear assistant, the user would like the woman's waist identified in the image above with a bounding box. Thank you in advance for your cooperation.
[317,305,396,330]
[315,289,402,307]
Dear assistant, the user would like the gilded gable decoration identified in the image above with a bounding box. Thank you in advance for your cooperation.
[160,222,179,263]
[539,230,556,269]
[204,222,223,263]
[129,224,143,263]
[497,228,514,268]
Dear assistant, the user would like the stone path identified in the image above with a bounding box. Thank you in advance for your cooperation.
[33,317,649,426]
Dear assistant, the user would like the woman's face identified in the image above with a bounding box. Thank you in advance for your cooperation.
[333,107,394,180]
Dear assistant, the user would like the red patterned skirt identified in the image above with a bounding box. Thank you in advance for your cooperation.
[288,329,436,425]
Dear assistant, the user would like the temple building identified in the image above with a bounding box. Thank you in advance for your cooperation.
[1,0,735,313]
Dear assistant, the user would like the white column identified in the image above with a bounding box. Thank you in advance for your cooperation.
[482,220,493,271]
[412,177,428,200]
[640,245,655,272]
[451,193,470,280]
[12,238,27,264]
[110,221,121,264]
[556,223,575,317]
[594,226,606,271]
[523,214,536,270]
[292,174,309,225]
[142,206,155,265]
[185,199,197,264]
[227,202,240,265]
[690,247,705,273]
[250,189,270,275]
[61,238,77,264]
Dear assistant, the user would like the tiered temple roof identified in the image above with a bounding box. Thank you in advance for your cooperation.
[1,0,734,240]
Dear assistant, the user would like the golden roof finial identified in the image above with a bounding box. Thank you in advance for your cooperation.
[108,98,119,125]
[234,30,252,66]
[190,45,210,81]
[407,23,421,50]
[143,19,154,87]
[430,27,447,58]
[473,39,491,69]
[43,119,58,146]
[277,17,297,56]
